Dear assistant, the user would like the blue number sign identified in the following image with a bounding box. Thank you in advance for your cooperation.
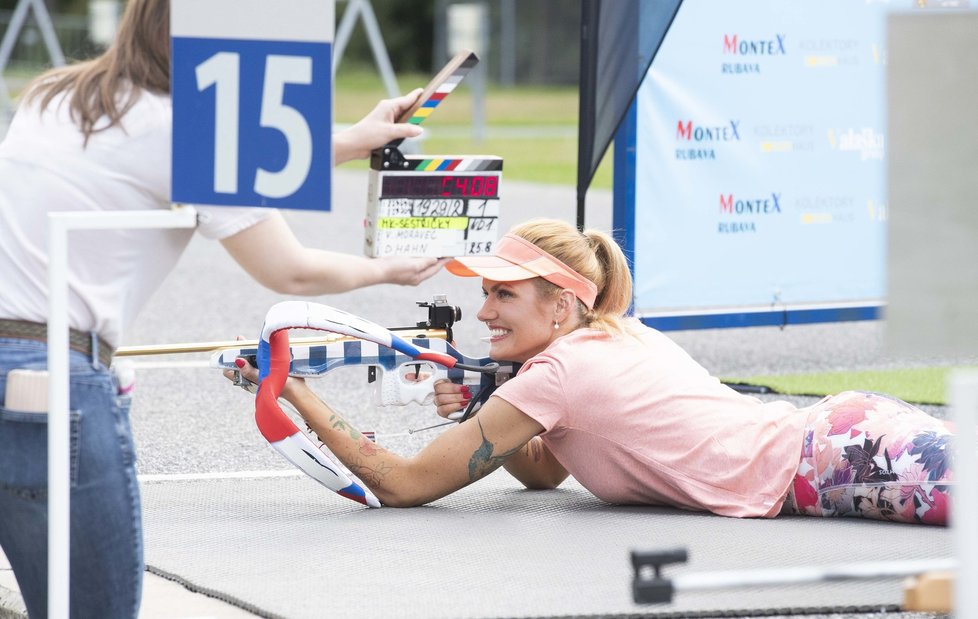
[171,0,333,210]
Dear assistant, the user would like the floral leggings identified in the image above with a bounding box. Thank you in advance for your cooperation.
[780,391,956,525]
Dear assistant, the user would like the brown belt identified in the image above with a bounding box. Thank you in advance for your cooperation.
[0,319,114,367]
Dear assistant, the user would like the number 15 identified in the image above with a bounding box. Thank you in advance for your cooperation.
[196,52,313,199]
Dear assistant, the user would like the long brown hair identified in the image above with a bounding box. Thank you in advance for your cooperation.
[24,0,170,143]
[509,219,633,333]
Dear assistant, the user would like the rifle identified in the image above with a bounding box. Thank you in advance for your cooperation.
[116,296,512,409]
[116,296,515,507]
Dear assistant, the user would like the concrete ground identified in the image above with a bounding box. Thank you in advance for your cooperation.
[0,548,256,618]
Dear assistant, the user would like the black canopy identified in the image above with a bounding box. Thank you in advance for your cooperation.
[576,0,683,229]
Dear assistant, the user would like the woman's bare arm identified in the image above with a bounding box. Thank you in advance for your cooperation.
[232,363,544,507]
[220,212,447,295]
[432,379,568,490]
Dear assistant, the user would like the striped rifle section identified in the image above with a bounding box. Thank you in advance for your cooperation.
[291,338,488,383]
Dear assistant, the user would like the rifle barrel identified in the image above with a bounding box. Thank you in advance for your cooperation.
[114,329,450,357]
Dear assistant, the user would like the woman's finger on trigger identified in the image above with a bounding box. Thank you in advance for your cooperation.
[234,358,260,380]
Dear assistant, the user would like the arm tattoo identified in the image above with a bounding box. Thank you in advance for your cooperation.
[321,414,393,485]
[468,419,521,482]
[357,435,382,457]
[328,413,360,440]
[349,458,393,486]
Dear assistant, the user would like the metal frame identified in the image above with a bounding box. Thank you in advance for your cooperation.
[0,0,65,119]
[46,207,197,617]
[950,369,978,615]
[333,0,399,98]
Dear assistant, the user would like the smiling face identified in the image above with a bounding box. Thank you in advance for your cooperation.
[476,278,562,363]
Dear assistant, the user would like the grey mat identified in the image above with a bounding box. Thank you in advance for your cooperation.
[141,473,950,619]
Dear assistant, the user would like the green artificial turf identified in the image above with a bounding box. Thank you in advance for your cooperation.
[332,69,612,188]
[723,366,977,406]
[5,67,609,189]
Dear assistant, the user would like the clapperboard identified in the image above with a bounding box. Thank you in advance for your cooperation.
[364,50,503,258]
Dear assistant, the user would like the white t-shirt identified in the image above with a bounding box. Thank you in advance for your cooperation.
[0,88,269,346]
[493,320,808,518]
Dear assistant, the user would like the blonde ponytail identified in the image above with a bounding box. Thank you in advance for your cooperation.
[509,219,633,333]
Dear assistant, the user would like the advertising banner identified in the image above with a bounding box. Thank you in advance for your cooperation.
[617,0,912,329]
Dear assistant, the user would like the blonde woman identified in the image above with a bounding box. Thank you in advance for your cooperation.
[231,219,957,527]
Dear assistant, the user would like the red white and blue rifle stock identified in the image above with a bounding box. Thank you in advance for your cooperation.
[115,298,507,508]
[237,301,506,508]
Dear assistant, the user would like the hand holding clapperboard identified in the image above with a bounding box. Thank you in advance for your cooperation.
[365,50,504,258]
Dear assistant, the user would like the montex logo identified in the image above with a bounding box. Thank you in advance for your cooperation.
[676,120,741,142]
[723,33,787,55]
[719,192,782,215]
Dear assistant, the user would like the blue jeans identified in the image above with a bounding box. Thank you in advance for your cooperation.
[0,338,143,618]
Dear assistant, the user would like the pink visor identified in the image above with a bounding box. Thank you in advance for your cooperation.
[446,234,598,309]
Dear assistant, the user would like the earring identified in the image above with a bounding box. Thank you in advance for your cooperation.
[553,321,560,330]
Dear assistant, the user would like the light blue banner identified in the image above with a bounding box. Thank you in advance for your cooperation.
[623,0,934,324]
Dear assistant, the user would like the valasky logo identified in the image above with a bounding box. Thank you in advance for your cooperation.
[827,128,885,161]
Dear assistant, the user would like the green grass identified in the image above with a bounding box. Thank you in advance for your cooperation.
[335,68,611,188]
[341,132,612,189]
[723,366,978,406]
[4,67,607,188]
[1,68,37,99]
[334,69,580,125]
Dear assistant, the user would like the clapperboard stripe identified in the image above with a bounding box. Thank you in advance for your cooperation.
[408,157,503,172]
[404,52,478,125]
[406,75,461,125]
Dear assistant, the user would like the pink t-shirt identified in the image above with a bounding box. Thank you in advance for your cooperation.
[492,319,808,518]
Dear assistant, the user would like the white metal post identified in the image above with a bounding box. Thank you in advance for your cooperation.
[950,369,978,618]
[46,207,197,617]
[46,215,70,619]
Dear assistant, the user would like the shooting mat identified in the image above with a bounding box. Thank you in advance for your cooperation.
[140,472,949,619]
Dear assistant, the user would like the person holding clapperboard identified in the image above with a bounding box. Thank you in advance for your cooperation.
[0,0,443,616]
